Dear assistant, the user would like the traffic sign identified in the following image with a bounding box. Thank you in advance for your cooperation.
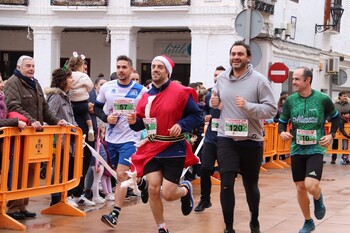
[235,9,264,39]
[268,62,289,83]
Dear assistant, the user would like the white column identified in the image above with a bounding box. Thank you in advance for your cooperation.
[32,26,62,89]
[190,26,234,88]
[108,26,139,73]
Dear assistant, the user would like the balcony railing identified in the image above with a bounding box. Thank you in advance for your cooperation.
[51,0,108,6]
[0,0,28,5]
[131,0,190,7]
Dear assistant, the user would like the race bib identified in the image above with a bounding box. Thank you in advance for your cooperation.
[224,119,248,137]
[143,118,157,135]
[211,118,219,132]
[296,129,317,145]
[113,99,134,114]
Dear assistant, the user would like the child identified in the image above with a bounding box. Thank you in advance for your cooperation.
[67,52,94,141]
[99,125,114,201]
[339,111,350,165]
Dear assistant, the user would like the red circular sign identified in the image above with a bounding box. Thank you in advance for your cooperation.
[268,62,289,83]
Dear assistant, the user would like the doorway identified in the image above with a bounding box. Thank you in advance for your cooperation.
[0,51,33,80]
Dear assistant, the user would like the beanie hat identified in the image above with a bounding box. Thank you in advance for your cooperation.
[152,55,175,77]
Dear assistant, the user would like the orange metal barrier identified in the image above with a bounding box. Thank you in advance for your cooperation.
[324,122,350,155]
[0,126,84,231]
[262,122,350,171]
[262,123,289,170]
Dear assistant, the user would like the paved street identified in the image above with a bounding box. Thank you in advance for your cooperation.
[2,154,350,233]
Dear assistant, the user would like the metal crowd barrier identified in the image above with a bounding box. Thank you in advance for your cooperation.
[0,126,84,231]
[262,122,350,171]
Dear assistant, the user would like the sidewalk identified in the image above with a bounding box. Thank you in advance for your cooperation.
[2,154,350,233]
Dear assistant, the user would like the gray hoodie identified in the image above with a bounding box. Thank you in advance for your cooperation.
[213,64,277,141]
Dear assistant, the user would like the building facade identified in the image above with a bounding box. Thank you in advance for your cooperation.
[0,0,349,100]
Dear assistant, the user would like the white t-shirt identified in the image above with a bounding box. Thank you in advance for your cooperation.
[96,80,148,144]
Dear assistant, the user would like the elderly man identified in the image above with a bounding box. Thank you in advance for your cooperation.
[4,55,66,220]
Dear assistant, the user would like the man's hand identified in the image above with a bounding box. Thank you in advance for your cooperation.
[57,119,67,126]
[31,121,43,130]
[168,124,182,137]
[319,134,333,148]
[210,91,220,108]
[88,102,94,114]
[204,114,212,123]
[126,113,137,125]
[18,120,26,129]
[236,96,246,108]
[107,113,119,124]
[280,131,293,141]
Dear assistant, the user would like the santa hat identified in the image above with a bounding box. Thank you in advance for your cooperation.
[152,55,175,77]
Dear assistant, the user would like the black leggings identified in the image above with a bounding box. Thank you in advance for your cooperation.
[217,137,263,229]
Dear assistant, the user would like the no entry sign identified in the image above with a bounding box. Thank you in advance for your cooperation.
[268,62,289,83]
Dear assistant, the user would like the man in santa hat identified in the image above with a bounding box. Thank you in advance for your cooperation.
[126,55,203,233]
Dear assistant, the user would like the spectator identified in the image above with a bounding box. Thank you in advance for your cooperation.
[329,90,350,164]
[4,55,66,220]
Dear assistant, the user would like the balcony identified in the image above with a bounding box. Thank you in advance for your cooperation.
[131,0,190,7]
[51,0,108,6]
[0,0,28,5]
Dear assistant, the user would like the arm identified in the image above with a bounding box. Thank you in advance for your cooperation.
[329,113,341,137]
[178,95,203,133]
[0,118,19,127]
[319,99,341,147]
[93,101,108,123]
[243,79,278,120]
[4,79,36,124]
[129,117,145,132]
[83,74,94,93]
[278,100,293,140]
[338,121,350,139]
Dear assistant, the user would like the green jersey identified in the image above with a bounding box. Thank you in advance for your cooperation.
[280,90,337,155]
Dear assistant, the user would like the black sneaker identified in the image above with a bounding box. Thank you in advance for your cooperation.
[101,210,118,228]
[138,177,149,204]
[180,180,194,216]
[125,187,138,200]
[194,201,212,212]
[158,227,169,233]
[250,223,260,233]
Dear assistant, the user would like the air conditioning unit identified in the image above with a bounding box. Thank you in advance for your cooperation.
[327,57,340,73]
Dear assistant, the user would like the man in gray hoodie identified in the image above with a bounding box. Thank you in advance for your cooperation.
[211,41,277,233]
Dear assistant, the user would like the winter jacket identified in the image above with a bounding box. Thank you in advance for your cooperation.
[4,74,60,125]
[45,87,77,126]
[70,71,93,102]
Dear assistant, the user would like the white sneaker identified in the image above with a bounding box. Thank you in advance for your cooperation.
[105,193,115,201]
[67,197,78,207]
[88,129,94,142]
[92,196,106,204]
[73,196,96,206]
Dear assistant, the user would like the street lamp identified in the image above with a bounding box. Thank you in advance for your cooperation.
[315,3,344,33]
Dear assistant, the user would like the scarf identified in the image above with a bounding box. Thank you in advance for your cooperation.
[14,69,36,90]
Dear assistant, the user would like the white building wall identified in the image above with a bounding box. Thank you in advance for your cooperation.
[0,0,349,99]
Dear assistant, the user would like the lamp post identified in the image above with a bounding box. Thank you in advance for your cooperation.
[315,3,344,33]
